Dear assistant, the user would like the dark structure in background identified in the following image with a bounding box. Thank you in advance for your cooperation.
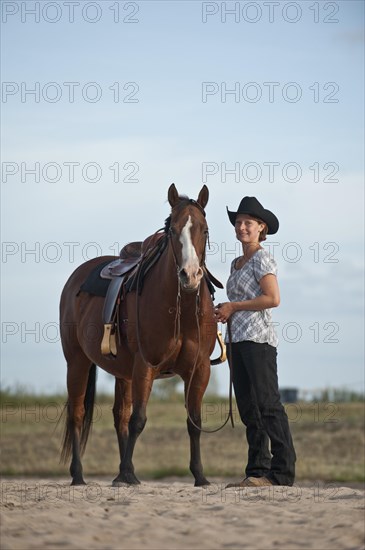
[280,388,298,403]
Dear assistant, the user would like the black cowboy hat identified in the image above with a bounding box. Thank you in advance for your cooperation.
[226,196,279,234]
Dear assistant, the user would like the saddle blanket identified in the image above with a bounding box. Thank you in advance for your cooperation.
[79,260,112,297]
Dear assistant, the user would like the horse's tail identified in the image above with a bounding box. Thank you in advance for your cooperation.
[60,363,97,464]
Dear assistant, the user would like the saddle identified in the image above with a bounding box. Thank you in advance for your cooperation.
[100,241,143,279]
[100,232,168,355]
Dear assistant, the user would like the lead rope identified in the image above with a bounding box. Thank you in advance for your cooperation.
[184,299,235,434]
[227,319,235,428]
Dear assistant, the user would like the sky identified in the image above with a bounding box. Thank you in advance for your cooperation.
[1,0,364,397]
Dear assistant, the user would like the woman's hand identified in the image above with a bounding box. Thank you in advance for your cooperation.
[214,302,235,324]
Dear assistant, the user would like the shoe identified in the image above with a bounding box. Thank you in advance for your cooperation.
[225,478,249,488]
[244,476,274,487]
[226,476,275,489]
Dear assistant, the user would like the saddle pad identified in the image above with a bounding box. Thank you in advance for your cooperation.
[79,260,112,297]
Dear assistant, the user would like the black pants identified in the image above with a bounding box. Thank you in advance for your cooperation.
[228,341,296,486]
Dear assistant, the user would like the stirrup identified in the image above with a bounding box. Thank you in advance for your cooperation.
[101,323,117,356]
[210,330,227,365]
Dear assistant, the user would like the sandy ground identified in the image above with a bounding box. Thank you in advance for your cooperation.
[1,477,364,550]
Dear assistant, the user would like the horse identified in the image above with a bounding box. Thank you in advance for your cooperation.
[59,184,218,487]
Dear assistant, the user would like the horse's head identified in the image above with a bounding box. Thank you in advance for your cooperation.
[167,184,209,292]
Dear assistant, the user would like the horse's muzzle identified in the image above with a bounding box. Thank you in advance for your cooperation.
[179,267,203,292]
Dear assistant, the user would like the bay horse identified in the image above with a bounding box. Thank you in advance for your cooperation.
[59,184,217,486]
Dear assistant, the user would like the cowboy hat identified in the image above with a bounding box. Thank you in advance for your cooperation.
[226,196,279,234]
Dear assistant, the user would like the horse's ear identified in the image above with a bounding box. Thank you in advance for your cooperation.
[168,183,179,207]
[197,185,209,210]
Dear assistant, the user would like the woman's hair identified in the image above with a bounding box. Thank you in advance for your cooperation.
[255,218,268,242]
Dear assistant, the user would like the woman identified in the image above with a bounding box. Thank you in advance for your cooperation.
[214,196,296,487]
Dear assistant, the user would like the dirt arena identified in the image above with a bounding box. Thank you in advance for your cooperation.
[1,477,364,550]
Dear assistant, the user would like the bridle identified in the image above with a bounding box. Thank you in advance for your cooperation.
[135,199,234,433]
[135,199,206,369]
[168,199,209,271]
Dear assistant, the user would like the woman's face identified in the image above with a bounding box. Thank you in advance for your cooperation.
[235,214,264,244]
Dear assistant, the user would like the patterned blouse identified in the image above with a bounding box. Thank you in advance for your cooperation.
[225,248,279,347]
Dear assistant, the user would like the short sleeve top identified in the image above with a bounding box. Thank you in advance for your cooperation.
[225,248,279,347]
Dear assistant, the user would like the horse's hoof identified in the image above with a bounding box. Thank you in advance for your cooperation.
[112,472,141,486]
[71,479,86,486]
[194,478,210,487]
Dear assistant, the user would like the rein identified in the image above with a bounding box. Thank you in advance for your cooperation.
[184,303,235,434]
[135,229,182,370]
[134,201,234,433]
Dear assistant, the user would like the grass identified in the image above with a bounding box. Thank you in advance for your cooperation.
[1,388,364,482]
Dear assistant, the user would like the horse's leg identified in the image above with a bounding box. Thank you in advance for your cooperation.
[184,363,211,487]
[112,377,132,487]
[116,356,154,485]
[61,353,96,486]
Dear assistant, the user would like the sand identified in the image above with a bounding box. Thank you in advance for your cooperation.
[1,477,364,550]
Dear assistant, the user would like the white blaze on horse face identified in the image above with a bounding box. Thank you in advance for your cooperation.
[179,215,200,279]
